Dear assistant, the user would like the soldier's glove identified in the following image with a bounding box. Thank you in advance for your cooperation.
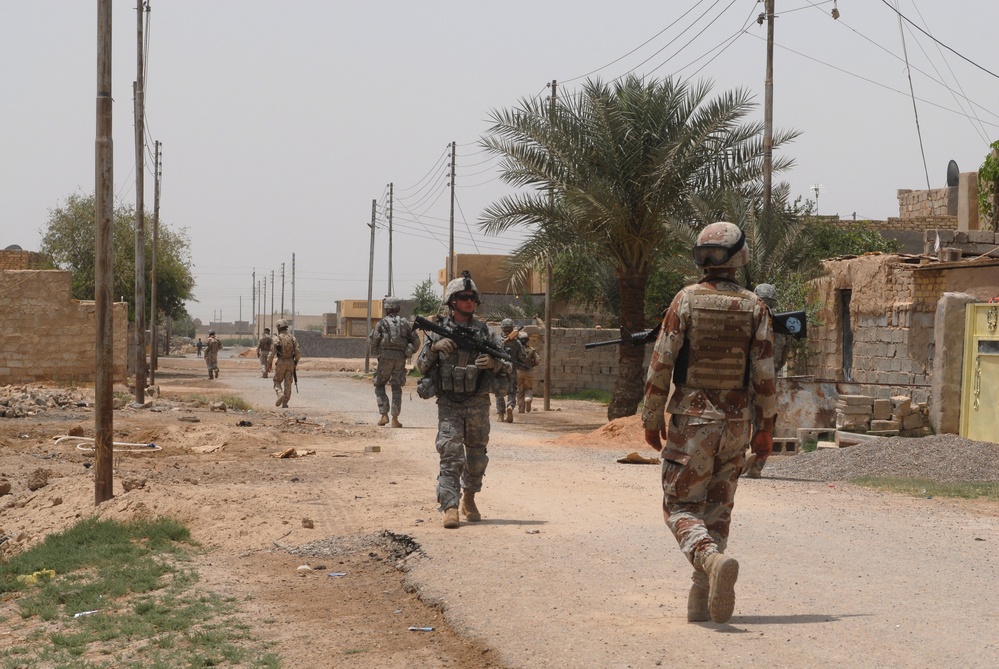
[431,338,457,354]
[751,430,774,460]
[474,354,497,370]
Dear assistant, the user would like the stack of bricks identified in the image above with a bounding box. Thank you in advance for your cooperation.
[870,395,931,437]
[835,395,873,432]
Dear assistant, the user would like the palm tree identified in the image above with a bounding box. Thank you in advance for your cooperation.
[480,75,799,419]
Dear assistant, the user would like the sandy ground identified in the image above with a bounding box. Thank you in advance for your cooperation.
[1,350,997,668]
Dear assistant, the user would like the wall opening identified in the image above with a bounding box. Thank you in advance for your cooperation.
[840,289,853,381]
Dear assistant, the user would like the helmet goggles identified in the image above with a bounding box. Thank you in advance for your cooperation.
[692,228,746,267]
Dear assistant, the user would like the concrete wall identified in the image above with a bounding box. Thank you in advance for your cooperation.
[295,330,370,358]
[897,187,957,218]
[0,270,127,384]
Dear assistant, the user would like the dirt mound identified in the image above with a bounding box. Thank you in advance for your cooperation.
[550,413,647,451]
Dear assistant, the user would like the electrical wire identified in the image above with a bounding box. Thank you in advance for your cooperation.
[453,192,481,254]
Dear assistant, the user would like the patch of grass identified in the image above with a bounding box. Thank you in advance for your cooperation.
[801,438,818,453]
[0,517,280,668]
[218,394,252,411]
[554,389,612,405]
[851,477,999,501]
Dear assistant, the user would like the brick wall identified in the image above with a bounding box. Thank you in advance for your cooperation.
[897,187,957,218]
[0,270,127,384]
[536,328,652,395]
[0,250,51,270]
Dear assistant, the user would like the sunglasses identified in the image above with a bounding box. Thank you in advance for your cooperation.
[454,293,476,302]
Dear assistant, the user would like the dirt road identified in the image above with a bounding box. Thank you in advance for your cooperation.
[2,352,998,668]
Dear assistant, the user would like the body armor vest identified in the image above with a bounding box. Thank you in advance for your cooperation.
[682,288,755,391]
[274,332,296,359]
[379,315,412,352]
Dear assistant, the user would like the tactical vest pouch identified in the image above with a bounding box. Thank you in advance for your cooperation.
[417,375,437,399]
[686,303,754,390]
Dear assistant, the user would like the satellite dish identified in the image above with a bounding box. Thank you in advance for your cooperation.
[946,160,960,187]
[4,244,23,251]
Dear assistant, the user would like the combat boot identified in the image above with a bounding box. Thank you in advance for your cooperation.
[377,414,389,426]
[443,507,460,529]
[525,399,532,412]
[275,396,283,407]
[390,416,402,428]
[460,491,481,522]
[687,571,710,622]
[702,552,739,623]
[505,407,514,423]
[518,401,525,414]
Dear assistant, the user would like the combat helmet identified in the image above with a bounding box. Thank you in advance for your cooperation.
[500,318,514,334]
[444,270,480,306]
[276,319,289,331]
[208,330,216,336]
[692,222,748,270]
[383,296,401,314]
[754,283,777,309]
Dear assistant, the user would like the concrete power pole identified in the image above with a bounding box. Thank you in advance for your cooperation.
[388,183,394,297]
[291,252,296,331]
[365,199,376,374]
[270,270,275,331]
[448,141,456,281]
[94,0,115,505]
[150,140,161,384]
[133,0,149,404]
[762,0,775,220]
[544,79,556,412]
[252,270,256,339]
[280,262,285,319]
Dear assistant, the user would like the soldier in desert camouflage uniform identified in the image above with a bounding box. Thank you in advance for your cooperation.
[267,319,301,408]
[256,327,273,378]
[417,272,513,529]
[493,319,525,423]
[642,221,776,625]
[370,296,420,428]
[204,331,223,379]
[515,331,541,413]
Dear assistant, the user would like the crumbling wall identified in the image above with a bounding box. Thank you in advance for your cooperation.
[897,187,957,218]
[807,255,932,404]
[0,270,127,384]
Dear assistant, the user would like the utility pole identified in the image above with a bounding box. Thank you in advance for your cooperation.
[365,199,376,374]
[239,296,242,331]
[252,270,256,339]
[280,262,285,319]
[94,0,114,505]
[448,141,456,281]
[133,0,149,404]
[291,252,296,331]
[270,270,275,331]
[150,140,161,383]
[262,276,267,333]
[387,183,394,296]
[544,80,557,412]
[762,0,775,221]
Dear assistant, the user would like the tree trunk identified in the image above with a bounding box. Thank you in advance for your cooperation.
[607,271,649,420]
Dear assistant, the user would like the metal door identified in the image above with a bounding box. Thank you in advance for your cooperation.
[960,303,999,443]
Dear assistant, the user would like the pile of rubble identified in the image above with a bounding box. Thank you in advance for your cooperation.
[835,394,931,438]
[0,386,90,418]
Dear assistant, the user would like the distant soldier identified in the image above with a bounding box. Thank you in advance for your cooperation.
[256,327,273,378]
[370,296,420,427]
[493,319,525,423]
[268,319,301,408]
[515,331,542,413]
[196,338,203,358]
[204,331,222,379]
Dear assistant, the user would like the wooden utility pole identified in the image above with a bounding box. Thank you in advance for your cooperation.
[448,141,456,281]
[365,199,376,373]
[543,80,556,411]
[94,0,115,505]
[133,0,148,404]
[280,263,285,318]
[291,252,296,331]
[387,183,394,296]
[762,0,775,220]
[150,140,161,383]
[270,270,275,331]
[252,270,257,339]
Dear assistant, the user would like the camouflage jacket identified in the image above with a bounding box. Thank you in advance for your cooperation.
[641,275,776,430]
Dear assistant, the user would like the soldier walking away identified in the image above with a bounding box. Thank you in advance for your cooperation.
[196,338,203,358]
[641,221,776,625]
[268,319,301,408]
[204,331,222,379]
[493,319,525,423]
[370,296,420,428]
[256,327,273,378]
[743,283,790,479]
[516,331,542,413]
[416,272,513,529]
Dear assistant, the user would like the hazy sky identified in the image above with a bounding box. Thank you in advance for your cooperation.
[2,1,997,324]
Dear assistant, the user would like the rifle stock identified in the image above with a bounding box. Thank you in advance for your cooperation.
[584,310,807,350]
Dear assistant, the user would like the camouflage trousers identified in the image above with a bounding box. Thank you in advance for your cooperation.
[272,359,295,406]
[516,371,535,407]
[373,353,407,417]
[434,394,490,511]
[493,377,516,414]
[258,352,270,375]
[205,352,219,376]
[660,414,750,567]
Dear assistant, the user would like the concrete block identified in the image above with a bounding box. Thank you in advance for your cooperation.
[839,394,874,406]
[835,430,881,448]
[902,413,924,430]
[873,399,892,420]
[870,419,901,431]
[816,440,838,449]
[798,428,835,443]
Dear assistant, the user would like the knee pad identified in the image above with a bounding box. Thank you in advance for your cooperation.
[465,447,489,477]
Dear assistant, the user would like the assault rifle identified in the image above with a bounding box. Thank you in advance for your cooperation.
[413,316,531,370]
[584,310,807,349]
